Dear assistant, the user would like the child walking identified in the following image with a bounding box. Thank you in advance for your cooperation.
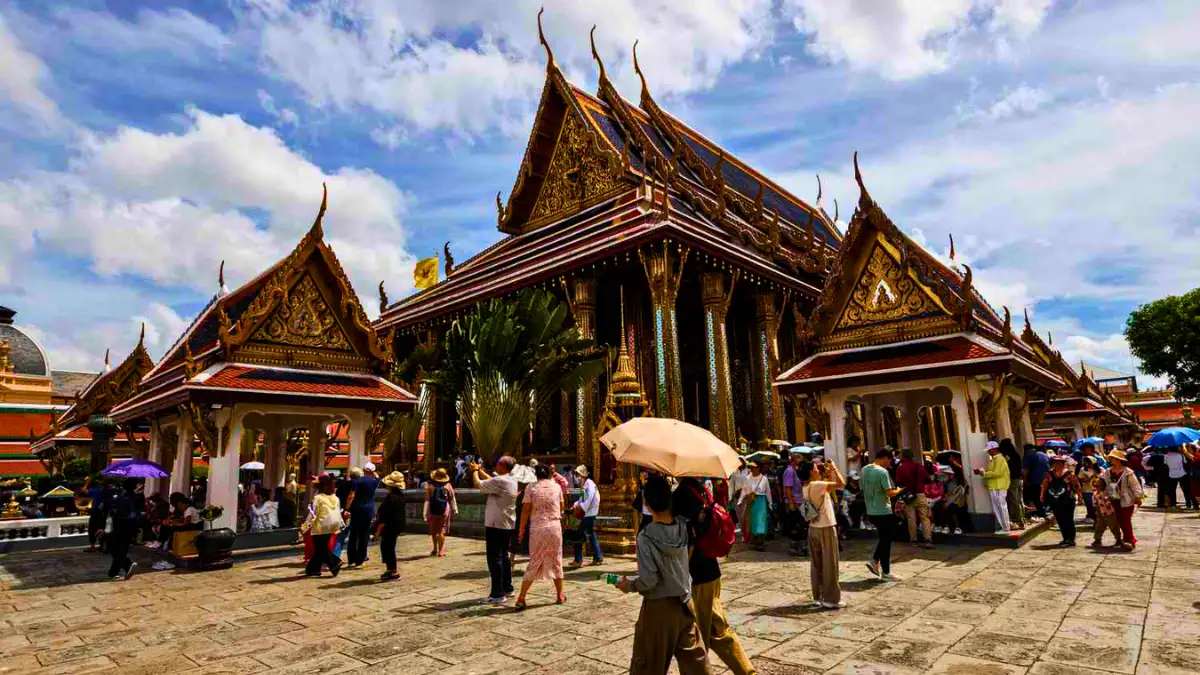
[617,475,712,675]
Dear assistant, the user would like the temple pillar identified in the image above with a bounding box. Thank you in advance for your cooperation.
[263,423,286,490]
[1019,407,1036,451]
[900,393,920,449]
[863,398,882,451]
[754,291,787,443]
[995,394,1014,443]
[824,392,849,475]
[568,276,598,468]
[206,406,242,531]
[169,417,193,496]
[953,380,994,522]
[700,271,736,445]
[145,423,164,496]
[423,330,441,470]
[641,243,688,420]
[347,412,369,470]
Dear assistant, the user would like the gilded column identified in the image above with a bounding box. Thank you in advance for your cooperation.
[422,329,440,471]
[566,276,598,467]
[641,243,689,421]
[700,271,737,445]
[755,291,787,443]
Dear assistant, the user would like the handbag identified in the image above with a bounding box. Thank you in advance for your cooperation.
[800,487,825,522]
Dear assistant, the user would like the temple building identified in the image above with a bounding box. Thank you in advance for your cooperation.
[0,306,97,479]
[1027,350,1143,445]
[1084,363,1195,437]
[375,21,841,486]
[111,189,415,530]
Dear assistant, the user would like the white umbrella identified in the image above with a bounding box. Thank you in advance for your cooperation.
[509,464,537,484]
[240,461,265,470]
[600,417,741,478]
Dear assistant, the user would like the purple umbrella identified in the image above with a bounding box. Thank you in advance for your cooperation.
[102,458,170,479]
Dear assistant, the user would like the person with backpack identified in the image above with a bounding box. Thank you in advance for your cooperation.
[107,479,141,580]
[423,468,457,557]
[570,465,603,567]
[671,476,752,674]
[304,473,344,577]
[804,459,845,608]
[1041,456,1083,547]
[781,453,807,557]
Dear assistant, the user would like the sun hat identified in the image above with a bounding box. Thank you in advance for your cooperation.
[381,471,406,489]
[574,465,588,478]
[985,441,1000,451]
[1106,449,1127,463]
[430,468,450,483]
[348,466,364,478]
[363,462,376,472]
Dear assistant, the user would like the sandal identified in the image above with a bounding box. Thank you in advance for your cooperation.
[380,572,400,581]
[556,595,567,605]
[514,600,527,611]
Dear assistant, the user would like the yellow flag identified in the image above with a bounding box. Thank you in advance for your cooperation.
[414,256,439,289]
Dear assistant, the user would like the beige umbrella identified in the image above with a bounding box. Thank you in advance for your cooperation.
[600,417,742,478]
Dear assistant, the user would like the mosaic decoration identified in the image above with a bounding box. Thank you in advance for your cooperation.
[252,273,354,352]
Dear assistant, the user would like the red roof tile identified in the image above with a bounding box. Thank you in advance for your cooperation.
[783,337,1000,382]
[195,365,413,402]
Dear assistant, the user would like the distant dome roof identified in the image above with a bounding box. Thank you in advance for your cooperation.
[0,306,50,377]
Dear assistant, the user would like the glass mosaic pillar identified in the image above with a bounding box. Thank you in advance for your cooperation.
[755,291,787,443]
[422,329,440,472]
[641,243,689,421]
[701,271,737,445]
[568,276,598,468]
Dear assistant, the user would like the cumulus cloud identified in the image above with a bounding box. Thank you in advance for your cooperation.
[781,0,1054,80]
[50,7,232,62]
[957,83,1052,122]
[0,13,65,130]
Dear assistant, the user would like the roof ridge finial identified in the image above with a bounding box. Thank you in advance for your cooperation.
[590,25,607,82]
[949,233,956,262]
[218,260,228,296]
[104,348,111,372]
[311,182,328,239]
[1023,307,1031,332]
[853,151,871,203]
[815,173,823,208]
[633,40,650,98]
[378,280,388,311]
[833,198,839,224]
[537,7,556,71]
[138,322,146,347]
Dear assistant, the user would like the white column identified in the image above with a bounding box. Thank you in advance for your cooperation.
[952,380,992,517]
[347,412,369,470]
[1019,408,1035,451]
[995,394,1014,442]
[206,407,242,531]
[824,392,849,475]
[900,392,919,449]
[263,424,286,490]
[169,418,193,496]
[863,398,882,451]
[1071,421,1086,443]
[145,424,164,496]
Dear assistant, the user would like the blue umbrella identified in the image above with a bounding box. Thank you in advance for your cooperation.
[1073,436,1105,449]
[1146,427,1200,448]
[1044,440,1069,449]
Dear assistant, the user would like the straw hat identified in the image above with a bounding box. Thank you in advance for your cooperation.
[574,465,588,478]
[348,466,364,478]
[1106,449,1127,463]
[430,468,450,483]
[381,471,406,489]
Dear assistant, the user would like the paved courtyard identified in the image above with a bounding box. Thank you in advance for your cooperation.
[2,506,1199,675]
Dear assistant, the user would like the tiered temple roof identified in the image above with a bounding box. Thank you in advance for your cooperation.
[112,188,414,425]
[376,18,839,333]
[1021,327,1142,434]
[777,156,1065,396]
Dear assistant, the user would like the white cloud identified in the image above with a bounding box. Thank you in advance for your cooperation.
[257,89,298,127]
[238,0,775,137]
[0,108,417,309]
[957,83,1051,122]
[781,0,1054,80]
[50,7,231,62]
[0,13,64,130]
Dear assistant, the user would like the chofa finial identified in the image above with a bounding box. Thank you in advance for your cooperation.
[949,233,956,262]
[537,7,556,70]
[815,174,823,208]
[311,182,328,239]
[138,322,145,347]
[833,199,839,224]
[853,151,871,203]
[104,348,111,372]
[633,40,649,97]
[590,25,607,81]
[378,281,388,311]
[218,260,228,296]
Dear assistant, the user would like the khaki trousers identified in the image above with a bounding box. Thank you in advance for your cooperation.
[630,597,712,675]
[692,579,756,675]
[904,494,933,542]
[808,525,841,605]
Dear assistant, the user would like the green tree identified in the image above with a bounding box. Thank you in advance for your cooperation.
[429,289,608,461]
[1125,288,1200,400]
[62,457,91,480]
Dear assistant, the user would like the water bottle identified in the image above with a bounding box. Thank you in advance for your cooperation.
[600,573,622,585]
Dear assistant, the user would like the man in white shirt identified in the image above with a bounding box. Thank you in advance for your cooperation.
[570,466,603,567]
[473,455,518,603]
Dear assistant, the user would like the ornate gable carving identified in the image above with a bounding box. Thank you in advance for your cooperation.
[250,273,354,352]
[529,113,623,223]
[834,244,945,330]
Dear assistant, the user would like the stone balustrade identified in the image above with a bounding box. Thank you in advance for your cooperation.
[0,515,90,551]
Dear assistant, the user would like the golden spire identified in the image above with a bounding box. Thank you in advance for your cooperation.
[537,7,556,71]
[590,25,607,82]
[138,322,145,347]
[610,286,643,401]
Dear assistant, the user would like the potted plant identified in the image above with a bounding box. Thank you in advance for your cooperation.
[194,505,235,570]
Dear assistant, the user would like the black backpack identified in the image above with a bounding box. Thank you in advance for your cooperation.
[429,485,448,514]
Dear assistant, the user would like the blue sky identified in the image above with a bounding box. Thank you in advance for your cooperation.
[0,0,1197,385]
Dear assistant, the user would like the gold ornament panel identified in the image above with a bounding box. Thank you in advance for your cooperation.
[530,113,623,223]
[835,244,944,330]
[251,273,353,352]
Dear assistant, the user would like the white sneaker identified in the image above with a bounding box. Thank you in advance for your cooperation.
[484,596,506,604]
[809,600,824,608]
[151,561,175,571]
[994,529,1010,535]
[881,573,902,581]
[865,561,882,580]
[123,562,138,580]
[822,600,847,609]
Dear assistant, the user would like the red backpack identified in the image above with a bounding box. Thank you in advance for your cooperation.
[687,484,735,559]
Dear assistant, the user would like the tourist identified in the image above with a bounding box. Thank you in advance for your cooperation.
[83,478,109,552]
[515,463,565,609]
[344,462,380,569]
[1023,443,1050,518]
[286,472,299,500]
[729,459,749,538]
[1162,446,1188,509]
[934,467,967,535]
[999,439,1026,530]
[975,441,1011,534]
[616,475,712,675]
[275,486,297,528]
[845,472,865,530]
[671,476,755,674]
[740,462,772,551]
[374,471,407,581]
[1078,456,1101,522]
[423,468,457,557]
[862,450,902,581]
[807,459,846,608]
[781,452,807,556]
[1148,449,1167,504]
[149,492,201,552]
[303,474,343,577]
[1090,471,1122,548]
[896,449,933,548]
[1041,456,1083,547]
[106,479,140,580]
[633,472,654,532]
[473,455,518,603]
[1104,450,1144,551]
[845,435,863,474]
[248,486,278,532]
[548,462,570,493]
[570,465,603,567]
[1126,446,1146,484]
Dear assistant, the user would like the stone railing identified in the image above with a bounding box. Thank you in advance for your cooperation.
[0,515,90,542]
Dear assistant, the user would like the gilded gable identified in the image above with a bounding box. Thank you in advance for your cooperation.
[251,273,354,352]
[834,244,946,331]
[529,113,623,225]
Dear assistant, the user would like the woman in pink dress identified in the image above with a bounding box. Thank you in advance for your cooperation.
[516,463,566,609]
